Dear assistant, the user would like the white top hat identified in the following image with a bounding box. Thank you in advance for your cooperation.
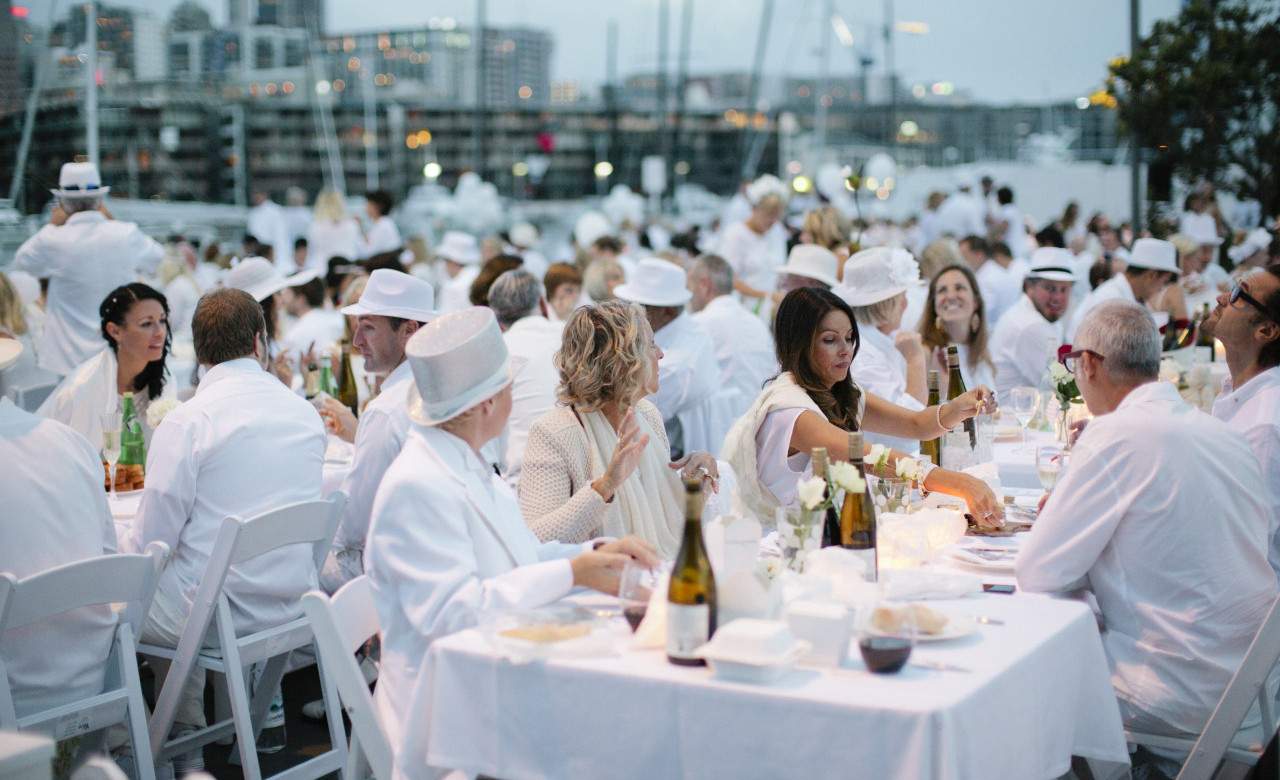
[1127,238,1180,274]
[51,162,110,198]
[224,256,318,302]
[340,268,437,322]
[0,338,23,372]
[1228,228,1273,263]
[574,211,612,247]
[781,245,839,288]
[834,247,919,306]
[613,258,692,307]
[406,307,511,426]
[437,231,481,265]
[509,222,539,248]
[1025,247,1078,283]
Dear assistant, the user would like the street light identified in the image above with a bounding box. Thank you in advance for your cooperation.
[594,161,613,178]
[423,162,441,179]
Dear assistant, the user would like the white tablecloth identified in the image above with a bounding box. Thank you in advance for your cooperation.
[420,592,1129,780]
[993,429,1058,491]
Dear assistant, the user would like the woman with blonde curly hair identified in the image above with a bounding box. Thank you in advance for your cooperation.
[518,300,718,556]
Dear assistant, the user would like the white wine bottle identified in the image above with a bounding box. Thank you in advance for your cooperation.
[667,477,717,666]
[920,369,941,467]
[813,447,841,548]
[946,344,976,450]
[839,432,878,581]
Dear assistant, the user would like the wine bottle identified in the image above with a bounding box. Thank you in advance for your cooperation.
[117,392,146,491]
[303,357,320,399]
[667,477,717,666]
[337,340,360,417]
[946,344,976,450]
[318,360,337,398]
[813,447,841,548]
[1196,302,1215,360]
[839,431,878,581]
[919,369,941,467]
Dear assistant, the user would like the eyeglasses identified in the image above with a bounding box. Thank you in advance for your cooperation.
[1058,347,1105,373]
[1230,282,1278,323]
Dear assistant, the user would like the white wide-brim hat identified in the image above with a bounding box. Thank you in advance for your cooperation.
[835,246,919,306]
[1228,228,1273,263]
[1127,238,1180,274]
[223,256,318,302]
[406,307,512,426]
[341,268,437,322]
[50,161,110,198]
[613,257,692,307]
[0,338,23,372]
[780,244,839,288]
[1026,247,1078,283]
[437,231,481,265]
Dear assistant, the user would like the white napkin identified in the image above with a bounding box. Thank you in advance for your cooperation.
[632,577,669,650]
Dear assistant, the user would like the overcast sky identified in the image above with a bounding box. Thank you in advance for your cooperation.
[44,0,1185,104]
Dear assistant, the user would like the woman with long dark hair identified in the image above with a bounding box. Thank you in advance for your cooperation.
[39,282,173,448]
[723,287,1003,526]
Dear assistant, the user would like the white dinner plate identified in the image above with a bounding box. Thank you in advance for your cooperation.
[946,547,1016,572]
[911,614,979,642]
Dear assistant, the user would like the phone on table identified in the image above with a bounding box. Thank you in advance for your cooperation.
[983,583,1016,594]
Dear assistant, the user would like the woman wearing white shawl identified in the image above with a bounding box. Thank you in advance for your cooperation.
[723,287,1004,527]
[519,301,719,558]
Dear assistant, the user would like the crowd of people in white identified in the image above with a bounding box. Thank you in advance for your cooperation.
[2,160,1280,779]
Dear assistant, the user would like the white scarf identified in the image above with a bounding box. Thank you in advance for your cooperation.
[580,407,684,559]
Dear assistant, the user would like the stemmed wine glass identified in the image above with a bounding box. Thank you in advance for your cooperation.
[618,559,659,633]
[1009,386,1039,447]
[101,412,121,497]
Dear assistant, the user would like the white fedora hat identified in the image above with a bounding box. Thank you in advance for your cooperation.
[613,258,692,307]
[1127,238,1180,274]
[224,256,318,302]
[406,307,511,426]
[341,268,437,322]
[1025,247,1078,283]
[509,222,539,248]
[51,162,110,198]
[437,231,481,265]
[0,337,23,372]
[1182,213,1224,247]
[835,247,919,306]
[780,244,839,288]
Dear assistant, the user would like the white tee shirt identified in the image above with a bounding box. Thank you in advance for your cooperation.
[1213,367,1280,579]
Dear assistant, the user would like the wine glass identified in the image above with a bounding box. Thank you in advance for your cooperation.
[857,597,915,675]
[618,559,658,633]
[1035,445,1066,493]
[1009,386,1039,445]
[100,412,122,497]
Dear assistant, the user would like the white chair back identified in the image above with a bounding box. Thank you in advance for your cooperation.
[301,576,390,780]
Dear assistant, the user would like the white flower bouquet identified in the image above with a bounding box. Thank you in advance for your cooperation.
[146,398,180,429]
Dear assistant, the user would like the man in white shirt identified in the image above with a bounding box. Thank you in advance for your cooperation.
[364,307,657,760]
[281,274,344,363]
[976,241,1030,326]
[0,338,119,720]
[1017,300,1275,741]
[13,162,164,375]
[357,190,402,260]
[991,186,1028,258]
[614,258,726,458]
[435,231,483,314]
[1210,266,1280,577]
[131,288,326,764]
[935,178,986,239]
[1067,237,1180,341]
[687,254,777,419]
[990,248,1075,396]
[316,269,436,592]
[488,269,562,485]
[247,191,294,273]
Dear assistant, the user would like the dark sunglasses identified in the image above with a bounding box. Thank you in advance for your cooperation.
[1230,283,1279,324]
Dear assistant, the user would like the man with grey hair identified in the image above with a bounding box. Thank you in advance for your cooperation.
[13,162,163,375]
[688,254,776,419]
[1017,299,1275,754]
[491,268,562,484]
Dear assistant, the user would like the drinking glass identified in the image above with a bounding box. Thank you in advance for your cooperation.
[101,412,122,497]
[1009,386,1039,444]
[1035,445,1066,493]
[618,559,658,633]
[856,597,915,675]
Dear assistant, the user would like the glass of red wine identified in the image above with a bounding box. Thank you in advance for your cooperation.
[856,599,916,674]
[618,559,658,633]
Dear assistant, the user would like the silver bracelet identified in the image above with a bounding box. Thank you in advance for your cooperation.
[936,403,955,433]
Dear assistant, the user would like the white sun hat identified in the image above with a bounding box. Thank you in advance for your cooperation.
[223,256,318,302]
[437,231,481,265]
[406,307,511,426]
[1228,228,1272,264]
[1127,238,1180,274]
[1025,247,1078,283]
[780,244,839,288]
[0,337,23,372]
[50,162,110,198]
[613,257,692,307]
[834,247,919,306]
[340,268,437,322]
[509,222,539,248]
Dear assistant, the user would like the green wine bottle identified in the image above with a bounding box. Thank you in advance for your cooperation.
[920,369,941,467]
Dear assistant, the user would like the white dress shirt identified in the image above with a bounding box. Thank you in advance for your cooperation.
[1067,272,1136,342]
[13,211,163,375]
[692,295,778,420]
[365,424,585,750]
[282,307,346,364]
[247,200,294,272]
[1017,381,1275,733]
[1213,367,1280,579]
[0,398,118,718]
[975,258,1029,326]
[651,312,730,456]
[990,295,1066,397]
[996,203,1028,257]
[714,221,787,303]
[306,218,361,270]
[131,358,326,636]
[935,192,986,238]
[438,266,480,315]
[358,216,403,259]
[501,315,563,485]
[852,325,923,454]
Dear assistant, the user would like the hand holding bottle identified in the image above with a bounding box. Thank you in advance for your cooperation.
[942,387,997,426]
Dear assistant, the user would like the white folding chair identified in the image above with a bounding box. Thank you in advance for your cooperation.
[1127,594,1280,780]
[301,576,390,780]
[139,494,347,780]
[4,376,60,412]
[0,543,170,780]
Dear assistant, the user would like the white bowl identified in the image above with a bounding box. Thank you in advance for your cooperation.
[696,640,811,683]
